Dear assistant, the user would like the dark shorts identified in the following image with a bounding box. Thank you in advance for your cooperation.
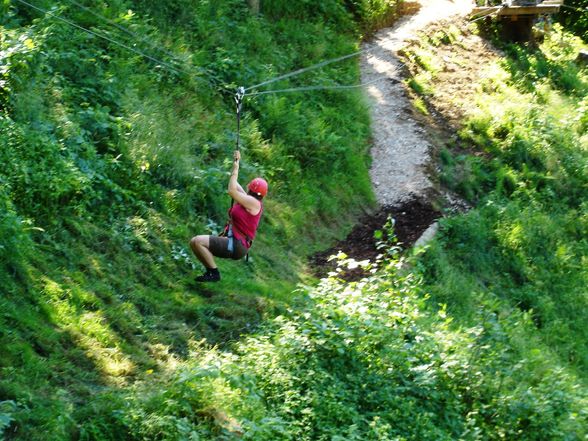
[208,235,248,260]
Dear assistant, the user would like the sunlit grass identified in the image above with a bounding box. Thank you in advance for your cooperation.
[39,277,136,380]
[404,21,588,379]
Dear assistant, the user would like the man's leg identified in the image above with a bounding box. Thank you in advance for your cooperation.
[189,235,220,282]
[190,235,217,269]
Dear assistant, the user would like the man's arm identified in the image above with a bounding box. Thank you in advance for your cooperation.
[228,151,261,215]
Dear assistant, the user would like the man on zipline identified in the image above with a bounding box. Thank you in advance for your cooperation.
[190,150,267,282]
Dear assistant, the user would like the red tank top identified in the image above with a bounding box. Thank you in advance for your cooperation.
[229,202,263,249]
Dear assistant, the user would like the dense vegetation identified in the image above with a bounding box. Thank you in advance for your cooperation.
[1,0,587,439]
[402,21,588,373]
[556,0,588,41]
[402,17,587,436]
[0,0,401,438]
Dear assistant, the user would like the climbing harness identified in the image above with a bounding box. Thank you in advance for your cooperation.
[220,223,235,254]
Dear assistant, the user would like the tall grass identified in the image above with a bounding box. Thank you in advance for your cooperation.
[404,24,588,375]
[0,0,399,438]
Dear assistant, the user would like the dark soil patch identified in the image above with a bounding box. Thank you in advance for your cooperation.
[310,198,440,280]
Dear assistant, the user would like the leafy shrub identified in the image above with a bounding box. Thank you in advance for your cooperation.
[345,0,403,36]
[110,253,587,440]
[0,400,17,440]
[556,0,588,42]
[503,26,587,96]
[0,130,33,290]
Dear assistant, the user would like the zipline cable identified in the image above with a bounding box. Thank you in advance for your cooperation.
[14,0,404,117]
[559,4,588,14]
[54,0,384,94]
[17,0,413,145]
[244,73,397,97]
[244,39,410,93]
[244,50,365,92]
[13,0,185,76]
[468,2,588,22]
[468,5,503,20]
[17,0,408,102]
[61,0,189,69]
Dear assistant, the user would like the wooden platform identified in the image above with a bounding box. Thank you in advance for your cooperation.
[471,1,563,17]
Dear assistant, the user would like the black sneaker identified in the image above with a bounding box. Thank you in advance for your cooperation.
[195,270,220,283]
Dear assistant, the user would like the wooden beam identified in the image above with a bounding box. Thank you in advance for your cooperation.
[471,4,561,16]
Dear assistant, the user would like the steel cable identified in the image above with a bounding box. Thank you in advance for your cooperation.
[245,74,397,97]
[14,0,432,100]
[62,0,184,64]
[559,4,588,14]
[14,0,186,76]
[469,4,507,23]
[244,49,366,92]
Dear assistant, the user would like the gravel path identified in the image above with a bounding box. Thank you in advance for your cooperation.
[361,0,473,206]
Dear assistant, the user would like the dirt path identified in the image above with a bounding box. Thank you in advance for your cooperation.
[362,0,473,206]
[312,0,475,277]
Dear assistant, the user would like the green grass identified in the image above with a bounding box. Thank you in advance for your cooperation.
[404,24,588,377]
[65,252,588,440]
[0,0,391,437]
[2,2,588,439]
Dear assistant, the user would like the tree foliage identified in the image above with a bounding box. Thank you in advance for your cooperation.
[556,0,588,42]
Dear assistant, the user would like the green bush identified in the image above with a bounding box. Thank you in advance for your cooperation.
[107,253,587,440]
[556,0,588,42]
[0,185,31,291]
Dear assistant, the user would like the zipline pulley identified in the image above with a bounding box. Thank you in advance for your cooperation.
[229,86,246,214]
[234,86,245,152]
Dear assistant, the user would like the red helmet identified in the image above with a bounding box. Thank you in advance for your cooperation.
[248,177,268,198]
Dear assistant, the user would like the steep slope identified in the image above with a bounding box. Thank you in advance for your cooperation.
[0,1,398,437]
[1,0,587,439]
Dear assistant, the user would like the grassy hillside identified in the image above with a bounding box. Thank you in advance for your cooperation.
[69,253,588,440]
[400,21,588,375]
[1,1,587,440]
[0,0,404,438]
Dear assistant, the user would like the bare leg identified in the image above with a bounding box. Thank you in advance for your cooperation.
[189,235,217,269]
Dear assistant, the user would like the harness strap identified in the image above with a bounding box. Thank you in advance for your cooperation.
[227,225,234,253]
[221,221,253,261]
